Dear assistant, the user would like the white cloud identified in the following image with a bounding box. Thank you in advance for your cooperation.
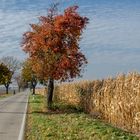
[0,0,140,79]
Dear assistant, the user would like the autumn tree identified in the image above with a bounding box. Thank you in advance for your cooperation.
[22,4,89,108]
[21,60,37,95]
[0,63,12,94]
[0,56,21,76]
[0,56,21,93]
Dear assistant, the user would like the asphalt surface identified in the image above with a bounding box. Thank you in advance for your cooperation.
[0,92,29,140]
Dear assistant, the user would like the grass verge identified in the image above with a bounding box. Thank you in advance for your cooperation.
[0,93,13,99]
[25,94,139,140]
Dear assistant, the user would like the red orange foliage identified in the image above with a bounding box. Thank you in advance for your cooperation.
[22,5,88,82]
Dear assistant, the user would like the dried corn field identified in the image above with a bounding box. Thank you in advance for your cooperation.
[36,88,46,96]
[54,72,140,135]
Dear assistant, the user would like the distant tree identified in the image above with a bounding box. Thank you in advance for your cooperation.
[0,56,21,75]
[22,4,88,109]
[21,60,37,95]
[15,73,28,91]
[14,73,23,92]
[0,63,12,94]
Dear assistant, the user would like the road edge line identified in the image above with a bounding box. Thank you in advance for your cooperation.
[18,93,29,140]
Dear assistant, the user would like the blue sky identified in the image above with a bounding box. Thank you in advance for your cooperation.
[0,0,140,80]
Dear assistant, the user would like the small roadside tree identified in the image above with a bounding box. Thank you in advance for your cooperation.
[22,4,89,109]
[0,63,12,94]
[0,56,21,76]
[21,60,37,95]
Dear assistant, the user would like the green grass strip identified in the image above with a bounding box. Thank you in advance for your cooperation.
[25,94,139,140]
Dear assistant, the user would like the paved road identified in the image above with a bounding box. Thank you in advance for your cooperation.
[0,92,29,140]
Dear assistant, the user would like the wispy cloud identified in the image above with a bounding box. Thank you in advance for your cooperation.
[0,0,140,79]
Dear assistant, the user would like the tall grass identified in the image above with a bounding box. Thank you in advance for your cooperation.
[54,72,140,135]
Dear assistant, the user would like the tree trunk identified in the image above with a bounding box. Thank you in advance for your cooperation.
[47,78,54,109]
[6,87,8,94]
[31,80,37,95]
[5,84,9,94]
[32,86,35,95]
[18,87,20,92]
